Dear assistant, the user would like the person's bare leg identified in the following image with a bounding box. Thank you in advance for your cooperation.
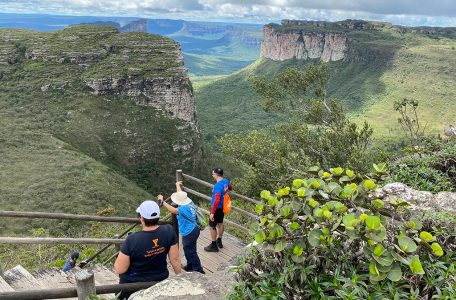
[216,223,224,239]
[210,227,217,241]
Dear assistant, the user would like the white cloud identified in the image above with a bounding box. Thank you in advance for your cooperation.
[0,0,455,26]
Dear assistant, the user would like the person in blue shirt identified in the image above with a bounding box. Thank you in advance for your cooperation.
[204,167,232,252]
[62,251,79,272]
[159,181,204,274]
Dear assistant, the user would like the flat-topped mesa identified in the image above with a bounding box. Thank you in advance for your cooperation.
[260,21,348,62]
[0,25,197,129]
[261,19,456,62]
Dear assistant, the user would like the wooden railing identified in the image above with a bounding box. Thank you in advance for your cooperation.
[0,170,259,299]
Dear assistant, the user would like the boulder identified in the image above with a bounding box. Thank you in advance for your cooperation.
[129,268,236,300]
[380,183,456,213]
[444,125,456,137]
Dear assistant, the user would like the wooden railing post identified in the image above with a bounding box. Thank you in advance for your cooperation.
[175,169,184,264]
[76,270,95,300]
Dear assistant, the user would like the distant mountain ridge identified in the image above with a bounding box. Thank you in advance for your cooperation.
[0,13,263,75]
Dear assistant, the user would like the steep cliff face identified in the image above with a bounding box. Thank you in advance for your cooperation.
[260,24,347,62]
[120,19,147,33]
[261,19,456,63]
[9,25,197,129]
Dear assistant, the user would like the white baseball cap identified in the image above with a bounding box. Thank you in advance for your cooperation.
[136,200,160,220]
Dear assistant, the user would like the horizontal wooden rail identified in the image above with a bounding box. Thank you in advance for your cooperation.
[0,211,139,223]
[0,281,158,300]
[182,173,260,205]
[0,237,125,245]
[183,187,258,220]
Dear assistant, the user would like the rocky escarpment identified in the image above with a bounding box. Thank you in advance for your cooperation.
[120,19,147,33]
[261,19,456,62]
[260,23,347,62]
[2,25,197,129]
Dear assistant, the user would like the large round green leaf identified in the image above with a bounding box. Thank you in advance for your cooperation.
[373,251,394,267]
[369,272,387,282]
[419,231,434,242]
[255,204,264,214]
[260,190,271,199]
[366,216,381,230]
[293,245,304,256]
[308,229,323,247]
[343,213,356,227]
[409,256,425,275]
[397,236,417,253]
[290,222,300,231]
[363,180,377,190]
[387,264,403,282]
[255,230,266,243]
[365,225,387,242]
[431,242,444,257]
[292,179,305,188]
[274,239,286,252]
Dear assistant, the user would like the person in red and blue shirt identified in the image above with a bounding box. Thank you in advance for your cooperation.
[204,167,232,252]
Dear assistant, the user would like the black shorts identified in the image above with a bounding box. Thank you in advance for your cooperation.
[209,208,224,228]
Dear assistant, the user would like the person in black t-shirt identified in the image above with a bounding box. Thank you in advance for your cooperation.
[114,200,181,299]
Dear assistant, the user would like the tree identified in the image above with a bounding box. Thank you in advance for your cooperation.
[394,98,424,140]
[220,63,374,193]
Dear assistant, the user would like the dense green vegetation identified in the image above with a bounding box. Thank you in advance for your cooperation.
[194,28,456,143]
[229,166,455,299]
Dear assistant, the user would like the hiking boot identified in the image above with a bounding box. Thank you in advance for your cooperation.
[204,242,219,252]
[216,238,223,249]
[182,265,193,272]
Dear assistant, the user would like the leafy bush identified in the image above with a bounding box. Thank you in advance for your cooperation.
[229,165,455,299]
[388,142,456,192]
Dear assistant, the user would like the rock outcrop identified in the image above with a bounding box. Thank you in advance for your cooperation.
[444,125,456,137]
[374,183,456,213]
[120,19,147,33]
[260,23,347,62]
[130,268,236,300]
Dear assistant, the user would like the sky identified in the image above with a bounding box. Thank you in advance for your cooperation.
[1,0,456,27]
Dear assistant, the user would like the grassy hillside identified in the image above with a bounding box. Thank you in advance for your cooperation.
[194,29,456,142]
[0,26,202,233]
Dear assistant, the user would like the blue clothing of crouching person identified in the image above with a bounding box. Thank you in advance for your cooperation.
[62,251,79,272]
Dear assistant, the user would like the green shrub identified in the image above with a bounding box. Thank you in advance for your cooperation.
[388,143,456,192]
[229,165,455,299]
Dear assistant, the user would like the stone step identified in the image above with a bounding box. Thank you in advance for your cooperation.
[32,268,78,300]
[32,268,74,289]
[91,265,119,286]
[0,276,14,292]
[3,265,46,291]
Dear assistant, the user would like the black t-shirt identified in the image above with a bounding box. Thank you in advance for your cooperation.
[120,224,178,282]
